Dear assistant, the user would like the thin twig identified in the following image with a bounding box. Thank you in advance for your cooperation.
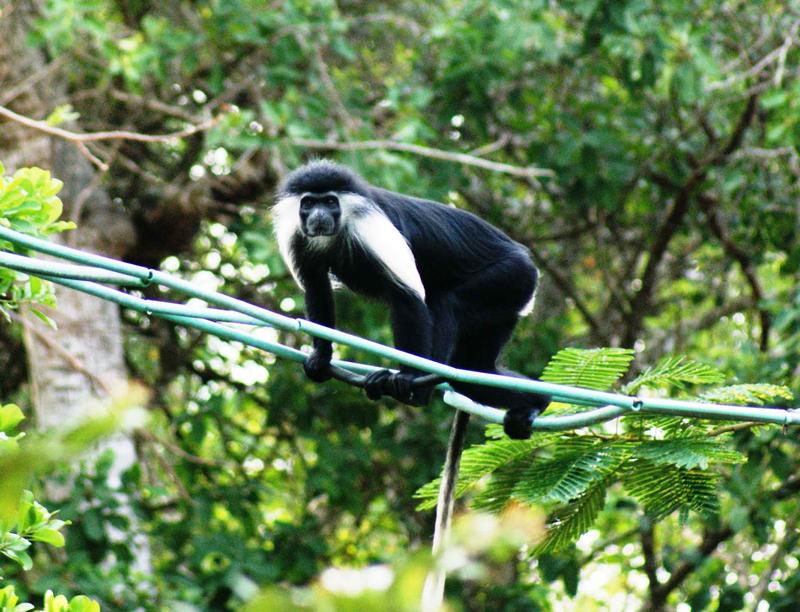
[698,193,772,350]
[468,134,511,157]
[0,104,223,143]
[708,421,761,436]
[290,137,555,179]
[0,56,67,106]
[137,429,232,468]
[0,104,223,171]
[706,20,800,92]
[108,89,200,122]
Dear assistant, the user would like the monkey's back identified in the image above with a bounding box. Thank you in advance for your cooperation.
[370,188,531,292]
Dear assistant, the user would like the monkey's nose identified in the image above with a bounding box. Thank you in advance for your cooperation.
[306,212,336,236]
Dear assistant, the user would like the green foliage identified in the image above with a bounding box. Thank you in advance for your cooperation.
[0,491,67,572]
[417,348,754,555]
[0,163,74,319]
[533,483,606,555]
[623,461,720,520]
[624,356,726,394]
[0,387,148,521]
[0,402,104,611]
[0,164,72,238]
[700,384,795,406]
[0,586,100,612]
[540,347,635,390]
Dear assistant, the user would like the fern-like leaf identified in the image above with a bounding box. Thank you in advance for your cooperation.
[631,439,745,469]
[540,348,635,390]
[471,458,530,513]
[700,384,794,406]
[414,435,554,510]
[512,445,627,504]
[623,460,720,519]
[624,356,725,394]
[533,483,606,554]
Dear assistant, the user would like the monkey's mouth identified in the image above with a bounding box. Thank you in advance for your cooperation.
[304,227,337,238]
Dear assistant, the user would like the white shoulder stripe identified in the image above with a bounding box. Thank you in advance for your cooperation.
[350,209,426,301]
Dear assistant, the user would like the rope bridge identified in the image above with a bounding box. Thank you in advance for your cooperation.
[1,224,798,431]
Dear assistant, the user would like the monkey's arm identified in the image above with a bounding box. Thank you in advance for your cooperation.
[299,265,335,382]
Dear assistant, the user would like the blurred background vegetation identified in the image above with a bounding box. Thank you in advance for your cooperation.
[1,0,800,610]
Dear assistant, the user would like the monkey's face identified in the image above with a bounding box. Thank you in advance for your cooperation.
[299,194,341,237]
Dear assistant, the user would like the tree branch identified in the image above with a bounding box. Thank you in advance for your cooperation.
[290,137,555,179]
[0,103,223,170]
[644,470,800,609]
[698,193,771,350]
[640,521,662,609]
[644,526,735,610]
[623,95,759,346]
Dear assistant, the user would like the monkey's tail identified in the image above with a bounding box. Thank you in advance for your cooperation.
[421,409,470,612]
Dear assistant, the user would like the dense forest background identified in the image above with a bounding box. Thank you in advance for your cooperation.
[1,0,800,610]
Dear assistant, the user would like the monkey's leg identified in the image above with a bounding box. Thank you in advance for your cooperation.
[365,289,434,404]
[446,316,548,439]
[404,294,459,405]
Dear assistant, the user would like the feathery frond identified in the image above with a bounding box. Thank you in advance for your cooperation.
[512,445,627,504]
[414,434,555,510]
[631,439,745,469]
[624,356,725,394]
[700,384,793,406]
[533,483,606,554]
[541,347,635,390]
[623,461,720,519]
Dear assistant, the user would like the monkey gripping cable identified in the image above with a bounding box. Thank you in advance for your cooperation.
[1,225,799,431]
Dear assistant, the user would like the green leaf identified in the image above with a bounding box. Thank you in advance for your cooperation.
[0,404,24,433]
[512,445,627,504]
[45,104,80,126]
[624,356,725,394]
[414,435,552,510]
[31,527,65,547]
[623,461,720,519]
[541,348,635,390]
[1,547,33,571]
[533,483,606,554]
[700,384,793,406]
[471,458,531,513]
[63,596,100,612]
[29,308,57,330]
[631,439,745,470]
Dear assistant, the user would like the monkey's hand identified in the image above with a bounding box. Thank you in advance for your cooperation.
[303,350,333,383]
[364,370,431,406]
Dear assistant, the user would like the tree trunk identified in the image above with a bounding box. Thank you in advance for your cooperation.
[0,0,151,574]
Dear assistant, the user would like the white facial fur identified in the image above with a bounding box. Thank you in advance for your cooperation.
[272,192,425,301]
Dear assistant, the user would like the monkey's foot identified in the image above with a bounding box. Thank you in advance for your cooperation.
[364,370,430,405]
[503,407,542,440]
[503,392,550,439]
[303,351,333,382]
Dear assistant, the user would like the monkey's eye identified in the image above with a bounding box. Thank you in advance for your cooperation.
[324,196,338,206]
[300,196,315,209]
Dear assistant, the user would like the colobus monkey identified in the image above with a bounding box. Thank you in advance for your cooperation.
[274,160,550,610]
[273,159,550,439]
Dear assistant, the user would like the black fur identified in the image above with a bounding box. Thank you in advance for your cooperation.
[278,160,550,439]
